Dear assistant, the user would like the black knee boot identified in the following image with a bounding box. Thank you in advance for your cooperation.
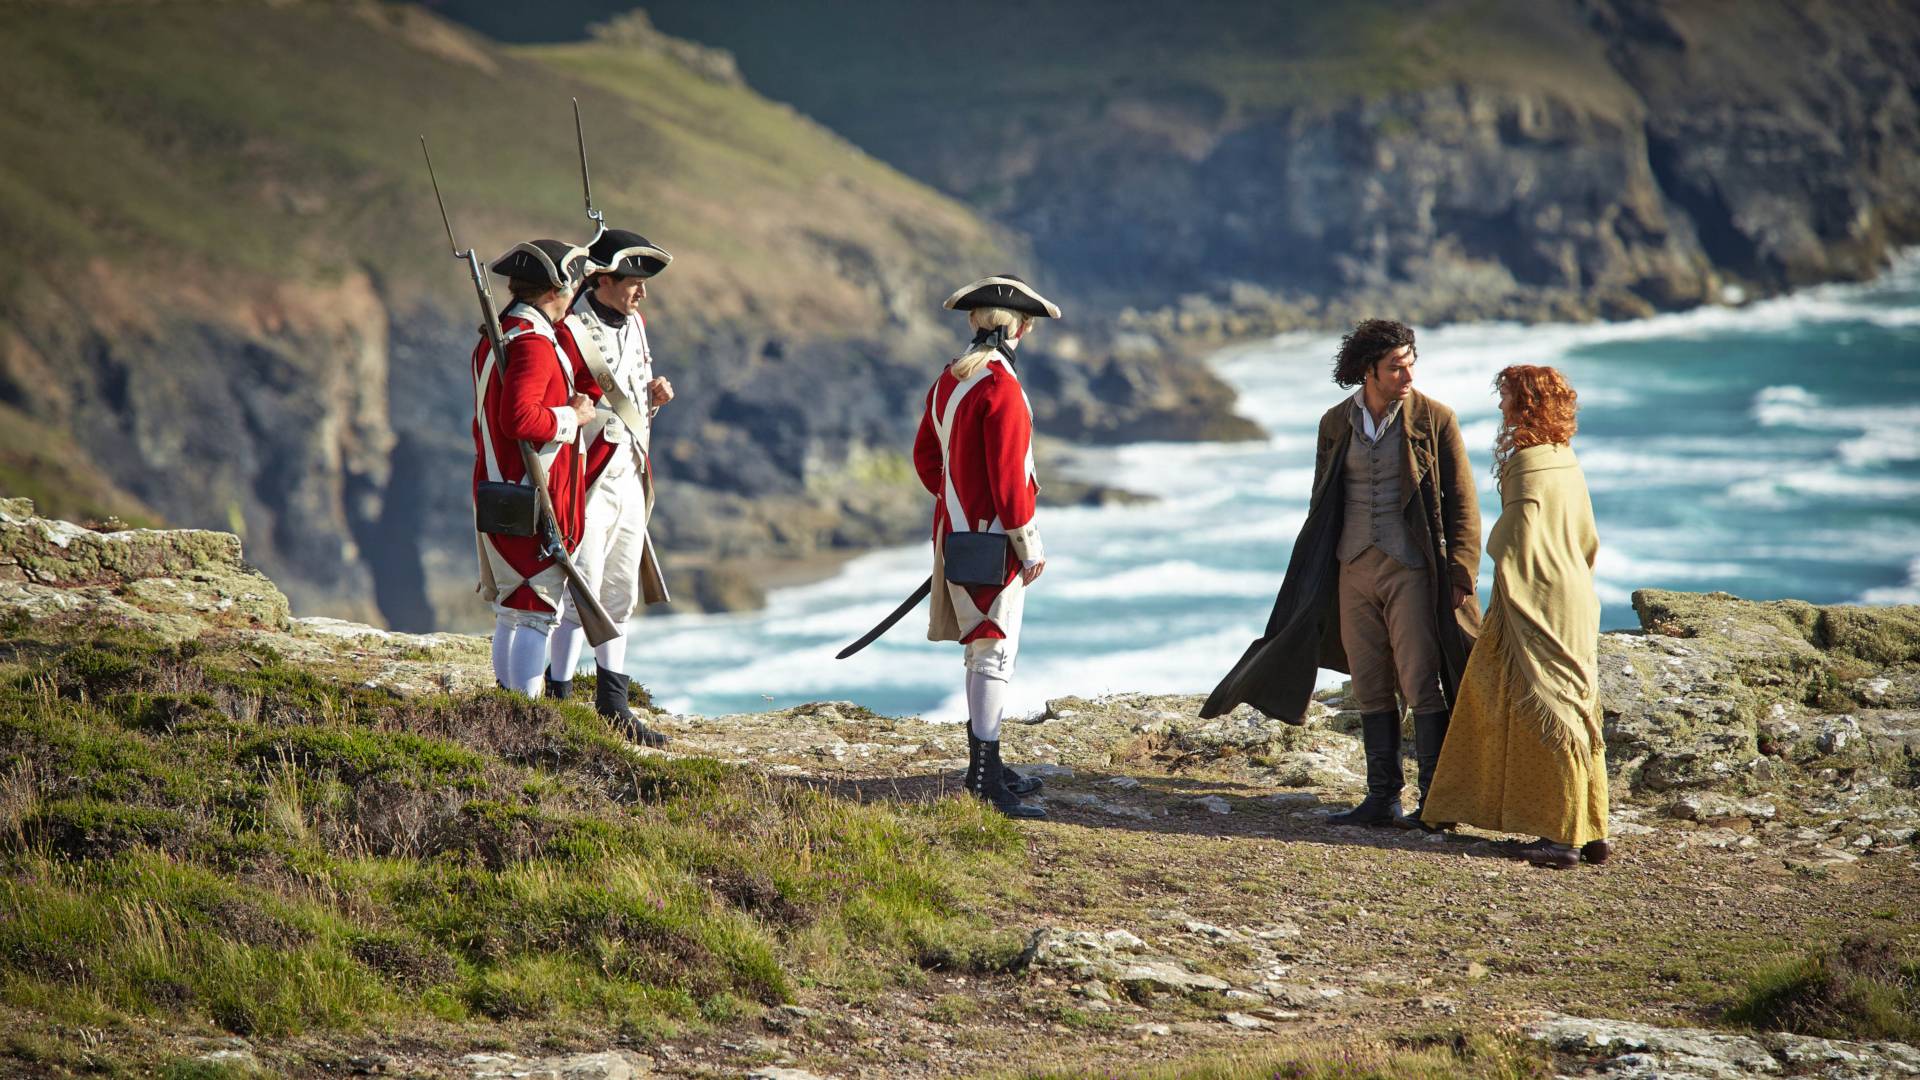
[595,666,666,748]
[978,740,1045,819]
[1329,711,1404,826]
[965,731,1040,796]
[964,733,986,795]
[544,667,572,701]
[1399,710,1453,829]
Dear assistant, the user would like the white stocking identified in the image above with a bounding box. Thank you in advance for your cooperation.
[547,619,587,683]
[966,670,1006,743]
[594,633,629,676]
[505,624,552,697]
[491,615,515,688]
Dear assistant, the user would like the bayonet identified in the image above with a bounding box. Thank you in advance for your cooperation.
[573,98,605,242]
[421,134,621,648]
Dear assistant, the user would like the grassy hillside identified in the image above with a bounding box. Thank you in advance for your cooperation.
[0,613,1026,1072]
[0,0,1023,628]
[0,1,1005,336]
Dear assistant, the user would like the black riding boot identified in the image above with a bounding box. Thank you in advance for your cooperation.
[979,740,1045,819]
[544,667,572,702]
[1329,711,1404,826]
[595,666,666,748]
[1398,710,1454,830]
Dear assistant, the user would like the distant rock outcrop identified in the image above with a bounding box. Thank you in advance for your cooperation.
[629,0,1920,333]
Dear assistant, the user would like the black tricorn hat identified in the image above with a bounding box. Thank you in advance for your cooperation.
[490,239,591,290]
[588,228,672,279]
[943,274,1061,319]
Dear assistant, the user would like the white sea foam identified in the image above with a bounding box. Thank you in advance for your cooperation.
[1048,560,1286,601]
[648,251,1920,718]
[1753,385,1920,466]
[1861,558,1920,605]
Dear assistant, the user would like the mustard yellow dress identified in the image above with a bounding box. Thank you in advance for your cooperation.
[1422,443,1608,846]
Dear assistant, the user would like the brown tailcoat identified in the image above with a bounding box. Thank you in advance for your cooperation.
[1201,389,1482,721]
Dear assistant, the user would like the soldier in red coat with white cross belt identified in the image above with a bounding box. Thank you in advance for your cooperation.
[544,227,676,747]
[912,274,1062,819]
[472,239,595,695]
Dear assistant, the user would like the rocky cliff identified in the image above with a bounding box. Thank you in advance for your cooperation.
[603,0,1920,335]
[0,2,1251,633]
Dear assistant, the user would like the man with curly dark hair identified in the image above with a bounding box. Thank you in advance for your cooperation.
[1203,318,1482,830]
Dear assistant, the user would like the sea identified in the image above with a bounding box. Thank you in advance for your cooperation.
[643,253,1920,723]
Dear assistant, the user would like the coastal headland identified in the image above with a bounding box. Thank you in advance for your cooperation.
[2,500,1915,1077]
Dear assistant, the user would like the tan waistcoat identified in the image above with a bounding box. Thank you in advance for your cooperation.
[1338,415,1421,568]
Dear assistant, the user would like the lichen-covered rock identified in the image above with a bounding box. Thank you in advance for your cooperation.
[0,498,290,633]
[1019,927,1232,997]
[459,1050,656,1080]
[1526,1012,1920,1079]
[1603,590,1920,793]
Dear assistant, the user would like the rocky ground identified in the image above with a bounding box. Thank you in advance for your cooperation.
[2,497,1917,1079]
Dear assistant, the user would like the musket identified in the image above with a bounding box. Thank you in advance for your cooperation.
[573,98,606,244]
[420,136,622,649]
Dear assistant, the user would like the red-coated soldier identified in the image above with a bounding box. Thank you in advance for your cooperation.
[472,239,594,695]
[912,275,1062,819]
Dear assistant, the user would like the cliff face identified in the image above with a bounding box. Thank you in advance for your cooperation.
[620,0,1920,328]
[0,3,1246,631]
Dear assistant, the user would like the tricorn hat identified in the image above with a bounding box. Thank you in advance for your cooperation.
[943,274,1061,319]
[588,228,672,279]
[490,239,591,290]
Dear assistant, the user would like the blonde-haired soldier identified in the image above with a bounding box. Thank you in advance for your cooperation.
[911,275,1061,819]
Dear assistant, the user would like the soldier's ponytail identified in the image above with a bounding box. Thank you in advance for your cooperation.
[950,306,1030,380]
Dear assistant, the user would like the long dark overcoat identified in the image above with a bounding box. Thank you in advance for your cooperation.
[1200,389,1483,721]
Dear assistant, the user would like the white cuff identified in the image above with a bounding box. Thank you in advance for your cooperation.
[1006,522,1042,565]
[550,406,578,443]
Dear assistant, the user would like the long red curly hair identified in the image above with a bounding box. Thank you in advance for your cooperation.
[1493,365,1578,475]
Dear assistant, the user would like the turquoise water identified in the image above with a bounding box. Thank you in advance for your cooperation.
[644,254,1920,721]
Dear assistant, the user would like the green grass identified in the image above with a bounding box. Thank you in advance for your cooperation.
[0,616,1024,1059]
[1723,934,1920,1042]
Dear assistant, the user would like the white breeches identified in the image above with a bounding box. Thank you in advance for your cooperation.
[568,456,649,625]
[551,457,647,679]
[951,574,1025,680]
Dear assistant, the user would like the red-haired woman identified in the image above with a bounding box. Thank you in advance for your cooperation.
[1421,365,1609,869]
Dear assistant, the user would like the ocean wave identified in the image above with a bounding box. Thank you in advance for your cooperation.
[1753,385,1920,466]
[1595,546,1749,583]
[1726,470,1920,507]
[1047,560,1287,601]
[1861,557,1920,605]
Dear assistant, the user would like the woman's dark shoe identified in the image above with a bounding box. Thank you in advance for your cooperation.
[1518,838,1579,869]
[1580,838,1613,865]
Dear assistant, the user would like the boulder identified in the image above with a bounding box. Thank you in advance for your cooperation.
[0,497,290,636]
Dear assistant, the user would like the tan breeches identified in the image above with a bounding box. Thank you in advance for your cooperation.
[1338,547,1447,715]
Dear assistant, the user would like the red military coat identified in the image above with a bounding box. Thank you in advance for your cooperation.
[471,302,586,613]
[912,353,1042,642]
